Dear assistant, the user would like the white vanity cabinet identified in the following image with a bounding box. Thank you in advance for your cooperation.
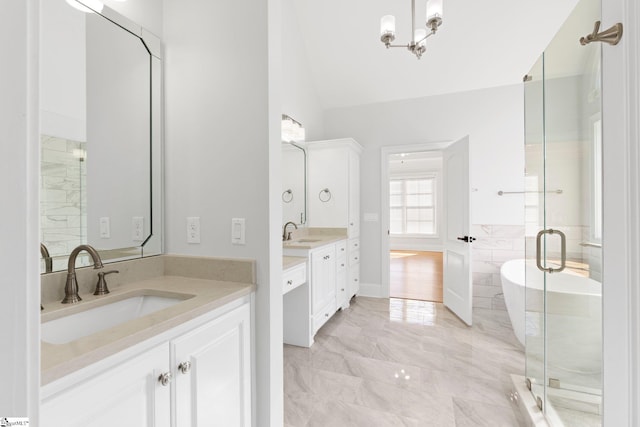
[41,343,171,427]
[307,138,362,303]
[41,299,252,427]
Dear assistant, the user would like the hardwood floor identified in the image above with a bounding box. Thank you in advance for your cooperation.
[390,251,443,302]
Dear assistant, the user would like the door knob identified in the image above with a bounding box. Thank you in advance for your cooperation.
[457,236,476,243]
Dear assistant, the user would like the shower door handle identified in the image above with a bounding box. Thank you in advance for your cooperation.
[536,229,567,273]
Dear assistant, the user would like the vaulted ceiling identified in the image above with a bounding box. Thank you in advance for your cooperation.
[292,0,581,109]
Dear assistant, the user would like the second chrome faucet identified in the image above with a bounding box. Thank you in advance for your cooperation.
[62,245,104,304]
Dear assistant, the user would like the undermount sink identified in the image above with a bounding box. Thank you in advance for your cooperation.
[41,293,192,345]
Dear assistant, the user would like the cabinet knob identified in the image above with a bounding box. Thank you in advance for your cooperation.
[341,248,345,252]
[355,243,359,247]
[354,278,359,282]
[158,372,172,386]
[341,288,345,291]
[287,280,293,285]
[350,222,354,226]
[325,313,329,317]
[341,263,345,267]
[355,257,358,261]
[178,361,192,374]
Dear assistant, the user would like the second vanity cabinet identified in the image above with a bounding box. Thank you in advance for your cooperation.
[41,298,251,427]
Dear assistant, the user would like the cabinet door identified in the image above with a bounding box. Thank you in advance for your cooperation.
[311,245,336,315]
[173,303,251,427]
[41,344,171,427]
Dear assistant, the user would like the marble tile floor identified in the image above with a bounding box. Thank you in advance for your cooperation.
[284,297,528,426]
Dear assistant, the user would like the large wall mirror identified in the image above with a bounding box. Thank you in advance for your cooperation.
[282,142,307,227]
[40,0,162,272]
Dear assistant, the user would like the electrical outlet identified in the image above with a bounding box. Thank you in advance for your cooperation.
[187,217,200,244]
[99,217,110,238]
[132,217,144,241]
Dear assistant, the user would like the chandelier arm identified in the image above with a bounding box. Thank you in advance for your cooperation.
[415,30,436,45]
[387,44,412,49]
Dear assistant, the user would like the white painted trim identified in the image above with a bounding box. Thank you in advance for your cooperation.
[380,142,451,299]
[601,0,639,425]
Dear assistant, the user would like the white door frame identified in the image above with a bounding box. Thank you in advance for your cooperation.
[380,142,451,298]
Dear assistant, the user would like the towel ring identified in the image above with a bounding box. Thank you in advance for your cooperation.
[282,189,293,203]
[319,188,332,202]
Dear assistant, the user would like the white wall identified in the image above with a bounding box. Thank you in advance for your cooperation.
[281,0,324,140]
[0,0,40,421]
[324,84,525,291]
[163,0,282,425]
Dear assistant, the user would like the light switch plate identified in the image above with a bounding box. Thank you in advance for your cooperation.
[231,218,245,245]
[187,217,200,244]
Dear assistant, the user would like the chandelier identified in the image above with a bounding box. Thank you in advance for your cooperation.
[380,0,443,59]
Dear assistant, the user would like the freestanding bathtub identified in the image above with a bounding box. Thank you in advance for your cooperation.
[500,259,602,384]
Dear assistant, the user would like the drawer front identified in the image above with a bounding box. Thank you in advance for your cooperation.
[349,250,360,266]
[336,271,348,308]
[349,267,360,297]
[313,298,336,334]
[349,238,360,252]
[283,263,307,295]
[336,240,347,256]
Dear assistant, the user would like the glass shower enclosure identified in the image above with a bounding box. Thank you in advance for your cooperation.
[523,0,603,425]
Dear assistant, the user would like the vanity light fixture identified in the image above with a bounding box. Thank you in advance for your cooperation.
[66,0,104,13]
[380,0,443,59]
[281,114,306,143]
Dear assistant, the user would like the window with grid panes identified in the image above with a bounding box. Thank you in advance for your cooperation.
[390,176,436,235]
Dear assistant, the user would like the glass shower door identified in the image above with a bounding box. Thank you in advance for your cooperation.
[525,0,603,424]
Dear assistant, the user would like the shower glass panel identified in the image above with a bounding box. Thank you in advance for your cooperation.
[524,0,602,424]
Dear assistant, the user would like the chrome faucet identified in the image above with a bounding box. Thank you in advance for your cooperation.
[62,244,104,304]
[282,221,298,241]
[40,242,53,274]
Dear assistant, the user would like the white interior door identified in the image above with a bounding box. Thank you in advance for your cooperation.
[443,136,473,325]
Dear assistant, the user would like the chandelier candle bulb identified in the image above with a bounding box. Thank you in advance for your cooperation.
[426,0,443,28]
[380,15,396,46]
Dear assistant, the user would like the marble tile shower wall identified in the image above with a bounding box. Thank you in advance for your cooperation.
[471,224,525,311]
[41,135,87,267]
